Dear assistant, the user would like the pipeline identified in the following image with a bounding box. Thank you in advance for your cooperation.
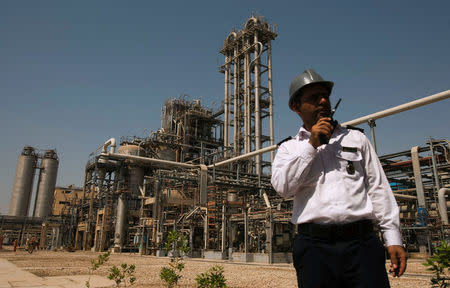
[102,138,116,154]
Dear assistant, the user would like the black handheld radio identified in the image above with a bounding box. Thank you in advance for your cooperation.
[319,98,342,145]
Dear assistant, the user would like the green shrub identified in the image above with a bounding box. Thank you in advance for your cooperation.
[108,263,136,287]
[160,266,182,288]
[160,230,190,287]
[195,265,227,288]
[86,252,110,288]
[424,240,450,287]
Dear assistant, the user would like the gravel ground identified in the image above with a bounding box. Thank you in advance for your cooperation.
[0,246,433,287]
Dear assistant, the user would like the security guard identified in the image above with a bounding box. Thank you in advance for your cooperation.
[271,69,407,288]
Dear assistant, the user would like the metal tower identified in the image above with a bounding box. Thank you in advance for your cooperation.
[220,16,277,175]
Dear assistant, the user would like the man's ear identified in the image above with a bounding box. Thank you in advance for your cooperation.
[291,101,300,113]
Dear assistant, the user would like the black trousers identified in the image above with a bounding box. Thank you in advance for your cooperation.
[293,231,390,288]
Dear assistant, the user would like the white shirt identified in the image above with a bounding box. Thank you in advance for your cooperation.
[271,125,402,247]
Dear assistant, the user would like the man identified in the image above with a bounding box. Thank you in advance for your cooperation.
[271,69,407,288]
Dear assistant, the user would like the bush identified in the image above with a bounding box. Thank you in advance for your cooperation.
[108,263,136,287]
[160,230,190,288]
[424,240,450,287]
[160,266,182,288]
[195,265,227,288]
[85,252,110,288]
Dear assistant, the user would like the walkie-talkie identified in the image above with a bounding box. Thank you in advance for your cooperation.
[319,98,342,145]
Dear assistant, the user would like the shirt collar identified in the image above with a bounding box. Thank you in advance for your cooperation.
[297,126,310,140]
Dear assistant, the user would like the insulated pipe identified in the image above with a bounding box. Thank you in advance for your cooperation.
[114,193,128,251]
[254,33,261,176]
[342,90,450,127]
[438,188,450,225]
[245,38,251,156]
[221,205,226,254]
[393,193,417,201]
[411,146,426,207]
[102,153,198,169]
[268,42,274,166]
[243,44,249,155]
[102,138,116,154]
[224,55,230,155]
[234,48,239,156]
[429,137,441,191]
[212,91,449,171]
[209,144,278,169]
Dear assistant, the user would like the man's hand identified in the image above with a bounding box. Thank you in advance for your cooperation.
[309,117,332,148]
[387,245,407,277]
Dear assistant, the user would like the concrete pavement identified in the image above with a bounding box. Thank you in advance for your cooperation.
[0,258,115,288]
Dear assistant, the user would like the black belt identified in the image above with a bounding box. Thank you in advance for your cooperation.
[298,220,374,241]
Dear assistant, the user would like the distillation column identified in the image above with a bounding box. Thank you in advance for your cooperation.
[220,16,277,175]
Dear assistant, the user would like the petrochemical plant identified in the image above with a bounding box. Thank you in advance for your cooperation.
[1,16,450,262]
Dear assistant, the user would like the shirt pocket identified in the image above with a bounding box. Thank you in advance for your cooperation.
[335,149,364,180]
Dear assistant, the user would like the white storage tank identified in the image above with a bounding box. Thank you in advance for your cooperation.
[9,146,38,216]
[33,150,59,218]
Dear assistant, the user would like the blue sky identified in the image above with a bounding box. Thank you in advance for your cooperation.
[1,1,449,214]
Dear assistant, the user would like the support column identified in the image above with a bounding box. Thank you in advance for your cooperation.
[429,137,441,191]
[224,55,230,155]
[268,42,274,166]
[233,48,239,156]
[153,179,162,255]
[114,193,128,252]
[244,208,249,258]
[40,223,47,249]
[74,228,80,250]
[199,165,208,205]
[245,40,251,156]
[411,146,428,254]
[221,205,226,255]
[204,209,208,250]
[266,209,273,264]
[189,224,194,256]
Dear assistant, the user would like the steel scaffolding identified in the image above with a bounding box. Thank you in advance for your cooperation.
[220,16,277,176]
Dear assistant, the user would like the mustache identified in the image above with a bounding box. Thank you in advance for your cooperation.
[318,109,331,116]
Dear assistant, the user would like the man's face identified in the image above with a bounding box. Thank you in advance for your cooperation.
[292,84,331,129]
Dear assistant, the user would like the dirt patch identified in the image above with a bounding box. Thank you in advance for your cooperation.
[0,247,432,288]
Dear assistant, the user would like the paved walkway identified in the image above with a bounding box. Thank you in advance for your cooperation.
[0,258,115,288]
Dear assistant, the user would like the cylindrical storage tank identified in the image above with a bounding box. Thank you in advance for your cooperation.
[9,146,37,216]
[33,150,59,218]
[114,194,128,251]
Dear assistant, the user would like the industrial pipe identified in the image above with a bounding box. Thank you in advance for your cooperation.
[342,90,450,127]
[224,55,230,154]
[393,193,417,201]
[102,153,198,169]
[267,42,274,165]
[101,138,116,154]
[234,47,240,156]
[212,91,449,170]
[254,33,262,176]
[438,188,450,225]
[411,146,426,208]
[208,144,278,169]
